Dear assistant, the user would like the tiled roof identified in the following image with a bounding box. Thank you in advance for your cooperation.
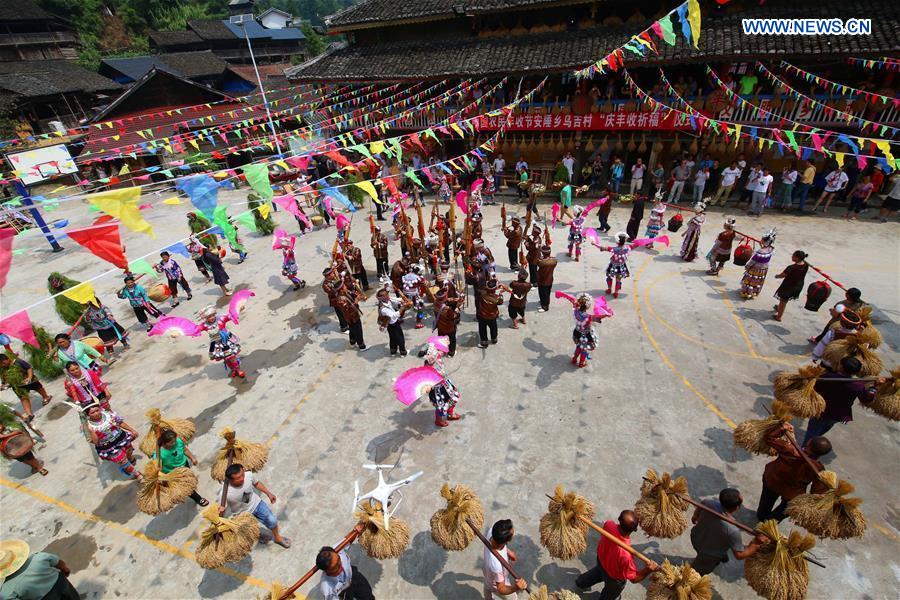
[148,30,203,48]
[0,0,51,21]
[325,0,592,30]
[188,19,239,41]
[295,0,900,80]
[101,51,230,83]
[0,61,120,98]
[221,18,304,41]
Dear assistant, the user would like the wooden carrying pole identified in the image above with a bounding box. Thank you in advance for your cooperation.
[466,518,531,594]
[640,479,826,568]
[278,526,363,600]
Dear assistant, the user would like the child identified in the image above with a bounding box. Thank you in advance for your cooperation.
[155,251,192,308]
[595,232,633,299]
[187,239,212,283]
[772,251,809,322]
[279,236,306,290]
[567,206,586,261]
[117,276,162,331]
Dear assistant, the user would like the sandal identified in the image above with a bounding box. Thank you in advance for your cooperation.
[197,498,210,507]
[274,537,292,549]
[38,468,48,476]
[42,396,52,406]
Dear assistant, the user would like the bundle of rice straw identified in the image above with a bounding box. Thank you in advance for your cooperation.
[527,585,581,600]
[211,427,269,482]
[772,365,826,418]
[733,401,793,456]
[195,505,260,569]
[744,520,815,600]
[864,368,900,421]
[258,581,295,600]
[354,502,410,559]
[646,559,712,600]
[787,471,866,540]
[856,307,883,349]
[822,335,883,377]
[430,483,485,551]
[538,485,595,560]
[136,461,198,515]
[635,470,690,539]
[139,408,195,456]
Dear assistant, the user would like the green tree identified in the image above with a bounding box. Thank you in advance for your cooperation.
[46,272,90,330]
[300,22,325,57]
[24,326,64,379]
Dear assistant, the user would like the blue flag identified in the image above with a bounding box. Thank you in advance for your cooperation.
[176,175,224,220]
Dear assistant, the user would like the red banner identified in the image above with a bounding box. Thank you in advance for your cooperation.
[478,110,691,131]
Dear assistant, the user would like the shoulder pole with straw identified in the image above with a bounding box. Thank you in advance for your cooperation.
[465,518,530,594]
[219,449,234,512]
[640,480,826,569]
[277,524,364,600]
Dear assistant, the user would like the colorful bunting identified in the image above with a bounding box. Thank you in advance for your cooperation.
[86,188,155,239]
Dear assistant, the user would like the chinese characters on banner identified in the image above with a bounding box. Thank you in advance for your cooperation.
[477,110,691,131]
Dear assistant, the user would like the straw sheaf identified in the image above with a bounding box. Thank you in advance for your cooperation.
[429,483,485,551]
[258,581,295,600]
[772,366,826,418]
[646,559,713,600]
[527,584,581,600]
[865,368,900,421]
[787,471,866,540]
[733,401,793,456]
[822,336,883,377]
[139,409,196,456]
[195,507,260,569]
[211,427,270,482]
[744,520,814,600]
[635,470,690,539]
[539,485,595,560]
[855,307,882,348]
[354,502,411,559]
[136,462,198,515]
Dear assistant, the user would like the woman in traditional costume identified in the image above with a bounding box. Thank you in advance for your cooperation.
[597,232,633,299]
[424,340,461,428]
[198,306,244,379]
[680,202,706,261]
[83,404,141,480]
[739,229,777,299]
[559,293,598,368]
[279,236,306,290]
[566,206,586,261]
[644,196,666,248]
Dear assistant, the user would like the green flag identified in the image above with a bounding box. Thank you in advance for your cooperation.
[658,15,677,45]
[236,211,258,232]
[213,205,244,252]
[405,169,424,188]
[241,164,274,200]
[128,258,157,277]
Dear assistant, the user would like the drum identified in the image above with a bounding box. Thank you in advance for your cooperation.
[804,280,832,312]
[733,244,753,266]
[147,282,171,302]
[79,335,105,354]
[311,215,324,226]
[0,430,34,459]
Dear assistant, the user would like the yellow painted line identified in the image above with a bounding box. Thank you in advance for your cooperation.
[632,260,737,429]
[716,286,760,358]
[642,272,797,366]
[0,476,271,590]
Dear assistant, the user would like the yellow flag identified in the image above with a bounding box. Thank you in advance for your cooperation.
[258,202,271,220]
[87,187,155,238]
[162,197,181,205]
[874,140,894,165]
[62,281,96,305]
[450,123,465,138]
[355,180,380,204]
[188,139,200,151]
[369,140,385,155]
[687,0,702,48]
[733,124,742,147]
[118,164,130,176]
[833,151,846,168]
[275,160,290,171]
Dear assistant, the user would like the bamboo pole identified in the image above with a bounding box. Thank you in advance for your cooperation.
[806,262,847,291]
[466,518,530,594]
[277,525,363,600]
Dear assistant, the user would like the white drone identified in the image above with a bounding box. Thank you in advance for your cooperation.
[353,464,423,530]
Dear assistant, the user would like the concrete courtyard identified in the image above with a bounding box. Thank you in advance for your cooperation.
[1,189,898,599]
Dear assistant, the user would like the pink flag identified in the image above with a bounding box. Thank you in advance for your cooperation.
[0,228,14,290]
[148,316,203,338]
[0,310,39,348]
[273,194,300,216]
[470,178,484,192]
[583,196,609,216]
[285,156,310,171]
[455,191,468,215]
[632,235,670,248]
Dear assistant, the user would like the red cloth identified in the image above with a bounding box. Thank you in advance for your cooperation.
[64,369,108,405]
[596,520,638,581]
[65,223,128,269]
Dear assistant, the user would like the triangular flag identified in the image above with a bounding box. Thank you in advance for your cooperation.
[65,224,128,269]
[128,258,157,277]
[61,281,96,304]
[0,310,39,348]
[87,188,155,239]
[162,196,181,205]
[0,227,14,290]
[354,180,380,204]
[236,211,258,232]
[686,0,701,48]
[241,164,274,201]
[258,202,271,220]
[658,15,676,45]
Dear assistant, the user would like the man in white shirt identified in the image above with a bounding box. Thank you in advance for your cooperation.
[515,157,528,176]
[669,160,690,202]
[630,158,645,195]
[492,154,506,191]
[483,519,527,599]
[376,287,408,356]
[812,167,849,213]
[712,161,742,205]
[221,464,291,548]
[749,167,774,217]
[776,166,798,210]
[562,152,575,182]
[317,524,373,600]
[737,164,761,208]
[693,167,710,203]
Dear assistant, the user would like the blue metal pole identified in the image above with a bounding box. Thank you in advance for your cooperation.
[13,180,63,252]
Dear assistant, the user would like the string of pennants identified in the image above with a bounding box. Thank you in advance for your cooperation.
[778,61,900,109]
[845,57,900,72]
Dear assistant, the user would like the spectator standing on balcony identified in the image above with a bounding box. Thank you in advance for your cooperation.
[630,158,645,195]
[693,166,710,203]
[712,161,742,206]
[794,160,816,212]
[739,72,758,96]
[776,164,798,211]
[668,159,690,202]
[562,152,576,182]
[610,157,624,194]
[811,166,849,213]
[492,153,505,192]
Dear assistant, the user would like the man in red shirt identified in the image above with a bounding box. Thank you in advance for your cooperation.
[575,510,658,599]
